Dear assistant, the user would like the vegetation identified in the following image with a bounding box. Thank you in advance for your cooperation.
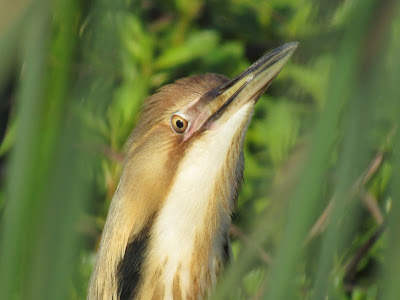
[0,0,399,299]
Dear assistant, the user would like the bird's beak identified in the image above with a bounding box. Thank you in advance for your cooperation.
[181,42,299,137]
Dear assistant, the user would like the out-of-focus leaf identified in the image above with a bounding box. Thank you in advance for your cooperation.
[155,31,219,69]
[370,161,392,198]
[285,56,333,107]
[0,117,16,155]
[231,239,241,261]
[202,41,247,76]
[331,0,356,28]
[243,268,265,295]
[286,2,315,36]
[255,100,300,165]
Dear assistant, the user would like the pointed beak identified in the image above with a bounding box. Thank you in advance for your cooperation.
[181,42,299,137]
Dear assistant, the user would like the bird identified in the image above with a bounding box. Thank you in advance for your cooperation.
[87,42,298,300]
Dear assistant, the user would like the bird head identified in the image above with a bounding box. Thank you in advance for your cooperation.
[119,42,298,227]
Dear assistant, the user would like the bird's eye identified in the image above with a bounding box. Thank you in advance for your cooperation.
[170,114,189,134]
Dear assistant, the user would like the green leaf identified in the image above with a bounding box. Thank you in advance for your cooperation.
[155,30,219,69]
[242,268,265,295]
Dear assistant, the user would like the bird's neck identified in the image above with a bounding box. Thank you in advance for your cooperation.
[89,157,237,300]
[135,135,239,299]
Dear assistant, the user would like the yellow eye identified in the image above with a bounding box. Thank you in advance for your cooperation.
[171,114,189,134]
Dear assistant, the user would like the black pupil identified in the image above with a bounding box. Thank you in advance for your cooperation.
[176,119,184,128]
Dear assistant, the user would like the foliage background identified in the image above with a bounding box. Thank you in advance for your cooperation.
[0,0,399,299]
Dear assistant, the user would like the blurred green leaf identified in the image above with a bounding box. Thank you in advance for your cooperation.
[155,30,219,69]
[243,268,265,295]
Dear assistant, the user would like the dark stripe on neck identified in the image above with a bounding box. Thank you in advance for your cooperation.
[222,233,231,265]
[117,224,151,300]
